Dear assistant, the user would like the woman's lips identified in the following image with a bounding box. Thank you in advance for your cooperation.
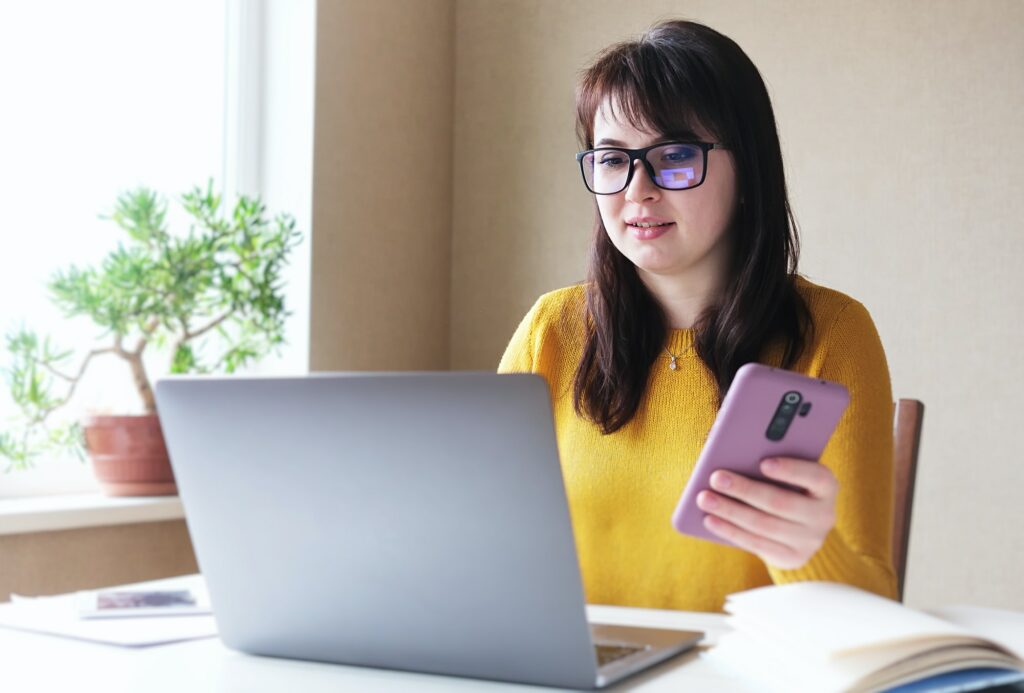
[628,222,674,240]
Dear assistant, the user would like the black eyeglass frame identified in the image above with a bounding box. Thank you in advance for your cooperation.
[574,141,729,195]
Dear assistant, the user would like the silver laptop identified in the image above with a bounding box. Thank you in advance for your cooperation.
[154,372,701,689]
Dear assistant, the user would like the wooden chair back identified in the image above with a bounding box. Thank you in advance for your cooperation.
[892,399,925,601]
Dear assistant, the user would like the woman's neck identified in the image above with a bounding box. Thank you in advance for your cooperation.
[639,268,726,329]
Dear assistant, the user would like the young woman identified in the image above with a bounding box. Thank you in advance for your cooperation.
[498,20,897,612]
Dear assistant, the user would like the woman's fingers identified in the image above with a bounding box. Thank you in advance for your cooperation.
[759,457,839,501]
[697,489,815,550]
[702,514,806,570]
[698,459,840,571]
[708,469,818,524]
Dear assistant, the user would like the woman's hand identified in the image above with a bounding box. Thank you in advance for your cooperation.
[695,457,838,570]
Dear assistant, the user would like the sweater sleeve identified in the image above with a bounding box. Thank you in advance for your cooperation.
[497,298,540,374]
[767,299,899,599]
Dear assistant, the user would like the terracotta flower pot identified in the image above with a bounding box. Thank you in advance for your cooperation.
[82,414,177,497]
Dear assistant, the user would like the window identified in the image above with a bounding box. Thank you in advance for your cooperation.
[0,1,313,497]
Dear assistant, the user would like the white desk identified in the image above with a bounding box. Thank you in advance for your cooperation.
[0,575,752,692]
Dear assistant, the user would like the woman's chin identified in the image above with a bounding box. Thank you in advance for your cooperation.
[625,250,684,276]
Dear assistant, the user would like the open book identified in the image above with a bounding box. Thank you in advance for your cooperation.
[703,582,1024,693]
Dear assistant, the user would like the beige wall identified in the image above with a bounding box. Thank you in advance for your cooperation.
[313,0,1024,609]
[0,521,197,601]
[310,0,455,370]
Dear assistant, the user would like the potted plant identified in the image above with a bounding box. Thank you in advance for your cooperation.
[0,181,301,495]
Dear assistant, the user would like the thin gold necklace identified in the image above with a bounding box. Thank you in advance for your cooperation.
[664,344,694,371]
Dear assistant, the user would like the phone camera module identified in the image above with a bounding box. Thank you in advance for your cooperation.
[766,391,803,441]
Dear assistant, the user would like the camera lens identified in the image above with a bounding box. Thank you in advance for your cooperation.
[784,392,801,405]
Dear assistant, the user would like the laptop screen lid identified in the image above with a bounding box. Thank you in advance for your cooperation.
[155,372,600,688]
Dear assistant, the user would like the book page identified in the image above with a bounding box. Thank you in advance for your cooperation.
[704,629,849,693]
[929,606,1024,660]
[725,582,977,659]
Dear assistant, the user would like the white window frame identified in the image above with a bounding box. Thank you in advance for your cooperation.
[224,0,266,203]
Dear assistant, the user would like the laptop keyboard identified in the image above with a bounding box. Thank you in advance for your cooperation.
[595,642,648,667]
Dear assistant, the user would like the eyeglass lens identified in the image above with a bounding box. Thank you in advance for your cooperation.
[581,143,704,194]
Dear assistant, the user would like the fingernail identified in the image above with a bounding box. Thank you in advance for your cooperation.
[711,472,731,490]
[699,491,718,509]
[762,459,779,473]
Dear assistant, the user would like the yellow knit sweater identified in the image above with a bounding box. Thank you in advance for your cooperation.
[498,276,898,612]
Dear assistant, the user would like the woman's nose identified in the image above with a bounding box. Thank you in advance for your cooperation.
[624,159,661,203]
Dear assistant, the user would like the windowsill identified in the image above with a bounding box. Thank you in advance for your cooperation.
[0,494,185,536]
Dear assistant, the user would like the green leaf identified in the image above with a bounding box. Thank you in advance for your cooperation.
[171,343,197,374]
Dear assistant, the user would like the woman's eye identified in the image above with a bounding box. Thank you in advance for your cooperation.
[661,148,696,162]
[598,155,627,167]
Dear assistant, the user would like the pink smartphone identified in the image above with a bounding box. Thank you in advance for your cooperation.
[671,362,849,547]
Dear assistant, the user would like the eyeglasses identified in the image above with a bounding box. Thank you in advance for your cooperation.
[575,141,728,195]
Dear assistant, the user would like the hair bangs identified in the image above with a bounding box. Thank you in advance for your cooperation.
[575,39,719,149]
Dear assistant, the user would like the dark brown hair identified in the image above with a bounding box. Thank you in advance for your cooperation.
[572,19,812,434]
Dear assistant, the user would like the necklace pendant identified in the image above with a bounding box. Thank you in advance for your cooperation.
[669,356,678,371]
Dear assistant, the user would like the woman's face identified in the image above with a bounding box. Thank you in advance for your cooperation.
[591,99,739,287]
